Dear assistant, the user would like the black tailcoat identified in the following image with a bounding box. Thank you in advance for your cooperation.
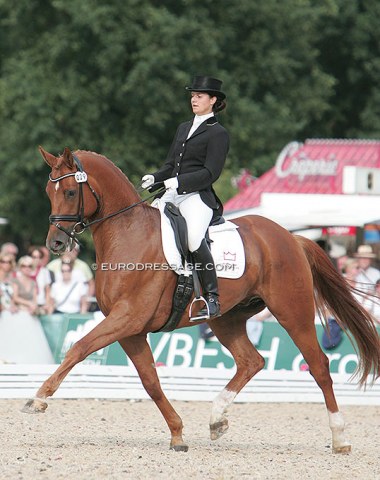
[153,116,229,213]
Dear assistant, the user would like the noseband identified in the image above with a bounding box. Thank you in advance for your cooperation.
[48,154,101,241]
[48,154,165,244]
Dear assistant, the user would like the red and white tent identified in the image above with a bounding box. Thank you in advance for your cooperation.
[225,139,380,230]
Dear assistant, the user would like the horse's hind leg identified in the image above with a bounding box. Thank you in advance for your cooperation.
[207,312,265,440]
[118,335,188,452]
[280,312,351,454]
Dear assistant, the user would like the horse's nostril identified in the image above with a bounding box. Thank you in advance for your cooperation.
[49,239,66,254]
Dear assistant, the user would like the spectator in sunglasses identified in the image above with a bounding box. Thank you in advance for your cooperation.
[0,253,17,312]
[12,256,38,314]
[49,263,89,314]
[47,243,95,296]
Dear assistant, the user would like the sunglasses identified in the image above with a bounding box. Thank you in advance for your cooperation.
[21,264,33,268]
[61,269,71,273]
[0,260,12,264]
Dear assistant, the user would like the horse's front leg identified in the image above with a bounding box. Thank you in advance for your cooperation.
[119,335,188,452]
[21,304,138,413]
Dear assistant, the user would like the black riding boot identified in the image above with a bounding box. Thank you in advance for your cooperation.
[192,239,221,319]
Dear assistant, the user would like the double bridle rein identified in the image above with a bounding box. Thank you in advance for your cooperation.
[48,154,164,244]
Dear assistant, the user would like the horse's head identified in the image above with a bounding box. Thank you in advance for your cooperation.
[40,146,100,254]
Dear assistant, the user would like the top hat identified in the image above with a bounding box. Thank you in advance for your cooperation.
[354,244,377,258]
[185,76,226,100]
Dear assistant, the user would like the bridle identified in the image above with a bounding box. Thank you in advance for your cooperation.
[48,154,101,242]
[48,153,164,244]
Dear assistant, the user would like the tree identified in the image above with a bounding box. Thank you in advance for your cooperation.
[316,0,380,138]
[0,0,375,249]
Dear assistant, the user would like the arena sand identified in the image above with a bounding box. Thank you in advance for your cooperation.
[0,399,378,479]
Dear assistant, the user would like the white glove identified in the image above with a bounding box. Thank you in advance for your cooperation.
[164,177,179,190]
[141,174,155,189]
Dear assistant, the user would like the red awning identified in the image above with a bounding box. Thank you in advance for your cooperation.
[225,139,380,212]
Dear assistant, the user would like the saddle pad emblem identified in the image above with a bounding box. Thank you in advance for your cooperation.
[223,251,236,262]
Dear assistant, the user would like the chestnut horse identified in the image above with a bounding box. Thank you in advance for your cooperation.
[23,147,380,454]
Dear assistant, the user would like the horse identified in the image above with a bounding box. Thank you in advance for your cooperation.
[22,146,380,454]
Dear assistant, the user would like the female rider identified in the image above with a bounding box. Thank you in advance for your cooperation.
[142,76,229,319]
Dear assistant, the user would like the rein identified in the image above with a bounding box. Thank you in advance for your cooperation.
[48,154,165,243]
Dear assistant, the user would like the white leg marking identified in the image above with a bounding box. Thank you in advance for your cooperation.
[210,389,236,425]
[328,410,351,452]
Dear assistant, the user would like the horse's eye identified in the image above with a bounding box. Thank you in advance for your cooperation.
[65,189,76,199]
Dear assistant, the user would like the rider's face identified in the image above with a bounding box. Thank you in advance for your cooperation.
[190,92,216,116]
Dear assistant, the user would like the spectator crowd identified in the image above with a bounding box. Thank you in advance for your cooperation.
[0,241,96,364]
[0,242,95,316]
[0,238,379,358]
[320,243,380,350]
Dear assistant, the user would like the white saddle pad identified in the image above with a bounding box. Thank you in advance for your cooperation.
[152,199,245,279]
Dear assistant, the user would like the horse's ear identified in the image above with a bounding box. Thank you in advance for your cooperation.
[62,147,75,168]
[39,146,59,168]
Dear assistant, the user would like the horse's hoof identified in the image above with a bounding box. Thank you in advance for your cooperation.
[170,443,189,452]
[21,398,48,414]
[332,444,351,454]
[210,419,229,440]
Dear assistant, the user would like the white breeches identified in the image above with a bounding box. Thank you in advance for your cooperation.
[160,190,213,251]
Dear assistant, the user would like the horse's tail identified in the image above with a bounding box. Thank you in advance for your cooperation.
[295,235,380,386]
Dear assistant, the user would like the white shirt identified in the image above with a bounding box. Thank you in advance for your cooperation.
[187,113,214,139]
[356,266,380,293]
[51,279,88,314]
[35,267,52,306]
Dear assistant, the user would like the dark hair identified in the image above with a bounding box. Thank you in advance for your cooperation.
[212,97,226,113]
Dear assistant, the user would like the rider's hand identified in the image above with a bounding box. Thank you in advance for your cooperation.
[141,174,155,189]
[164,177,179,190]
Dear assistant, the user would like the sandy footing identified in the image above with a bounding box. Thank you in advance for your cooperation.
[0,399,379,479]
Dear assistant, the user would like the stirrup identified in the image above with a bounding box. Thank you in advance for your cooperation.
[189,296,210,322]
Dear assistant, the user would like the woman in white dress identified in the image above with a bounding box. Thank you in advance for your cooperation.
[0,253,17,313]
[0,256,54,364]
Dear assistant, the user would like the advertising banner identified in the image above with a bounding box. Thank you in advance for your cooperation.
[40,313,377,374]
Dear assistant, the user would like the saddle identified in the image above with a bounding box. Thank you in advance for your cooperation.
[153,200,245,332]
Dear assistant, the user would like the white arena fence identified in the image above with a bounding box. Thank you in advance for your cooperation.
[0,364,379,405]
